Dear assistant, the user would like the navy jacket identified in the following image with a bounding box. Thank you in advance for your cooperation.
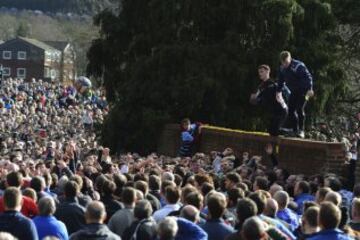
[0,210,38,240]
[201,218,234,240]
[277,59,313,93]
[307,228,354,240]
[54,197,86,235]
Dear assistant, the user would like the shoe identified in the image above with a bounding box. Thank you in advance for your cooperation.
[297,131,305,139]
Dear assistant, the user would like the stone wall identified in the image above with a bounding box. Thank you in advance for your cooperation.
[158,124,347,177]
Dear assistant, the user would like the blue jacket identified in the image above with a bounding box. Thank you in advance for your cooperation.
[33,215,69,240]
[295,193,315,215]
[277,59,313,92]
[307,228,354,240]
[178,123,198,157]
[176,218,207,240]
[276,208,299,231]
[0,210,38,240]
[201,218,234,240]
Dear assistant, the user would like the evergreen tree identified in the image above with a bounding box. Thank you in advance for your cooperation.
[87,0,354,153]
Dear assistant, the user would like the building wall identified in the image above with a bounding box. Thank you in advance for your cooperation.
[158,124,347,177]
[0,40,44,81]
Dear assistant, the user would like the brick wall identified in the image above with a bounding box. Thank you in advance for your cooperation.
[158,124,347,177]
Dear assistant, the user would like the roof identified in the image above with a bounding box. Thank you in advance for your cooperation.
[44,41,70,51]
[17,37,59,52]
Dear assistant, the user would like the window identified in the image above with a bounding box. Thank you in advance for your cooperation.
[2,67,10,76]
[2,51,11,60]
[17,51,26,60]
[44,67,50,78]
[17,68,26,78]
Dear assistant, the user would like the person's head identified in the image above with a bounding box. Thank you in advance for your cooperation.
[101,180,116,197]
[302,206,320,234]
[269,183,283,197]
[294,181,311,196]
[64,180,79,198]
[280,51,292,68]
[3,187,22,211]
[225,172,242,191]
[134,200,153,220]
[6,171,23,188]
[248,191,267,214]
[30,176,45,192]
[0,232,17,240]
[180,205,200,223]
[236,198,258,227]
[227,187,244,208]
[38,197,56,216]
[352,198,360,221]
[161,180,176,195]
[181,118,191,131]
[85,201,107,224]
[353,184,360,198]
[158,217,178,240]
[135,180,149,196]
[315,187,331,204]
[324,191,342,207]
[318,202,341,230]
[149,175,161,191]
[207,192,227,219]
[263,198,278,218]
[185,191,204,210]
[165,186,180,205]
[324,177,342,192]
[242,216,268,240]
[121,187,136,206]
[258,65,270,81]
[253,177,269,191]
[273,190,289,210]
[23,188,37,202]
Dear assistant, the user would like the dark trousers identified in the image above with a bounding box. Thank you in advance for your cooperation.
[288,91,307,132]
[269,108,288,136]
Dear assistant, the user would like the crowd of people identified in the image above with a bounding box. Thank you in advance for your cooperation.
[0,77,358,240]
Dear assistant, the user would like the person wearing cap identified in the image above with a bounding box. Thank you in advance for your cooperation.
[250,65,288,136]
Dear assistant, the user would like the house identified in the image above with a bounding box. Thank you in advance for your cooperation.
[0,37,76,82]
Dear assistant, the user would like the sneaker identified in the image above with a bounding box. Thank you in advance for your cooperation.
[297,131,305,139]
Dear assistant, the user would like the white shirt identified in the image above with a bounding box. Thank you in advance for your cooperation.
[152,204,181,222]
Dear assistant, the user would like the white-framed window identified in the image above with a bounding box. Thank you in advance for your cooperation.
[2,51,11,60]
[17,68,26,78]
[2,67,10,76]
[17,51,27,60]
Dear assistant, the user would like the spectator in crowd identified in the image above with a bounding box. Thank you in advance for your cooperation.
[273,190,299,231]
[349,198,360,233]
[33,197,68,240]
[0,171,38,217]
[153,186,181,222]
[108,187,136,237]
[298,206,320,239]
[178,119,201,157]
[70,201,120,240]
[0,187,38,240]
[100,179,123,221]
[158,217,178,240]
[294,181,315,215]
[201,192,234,240]
[308,202,353,240]
[122,200,157,240]
[54,181,86,235]
[242,216,269,240]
